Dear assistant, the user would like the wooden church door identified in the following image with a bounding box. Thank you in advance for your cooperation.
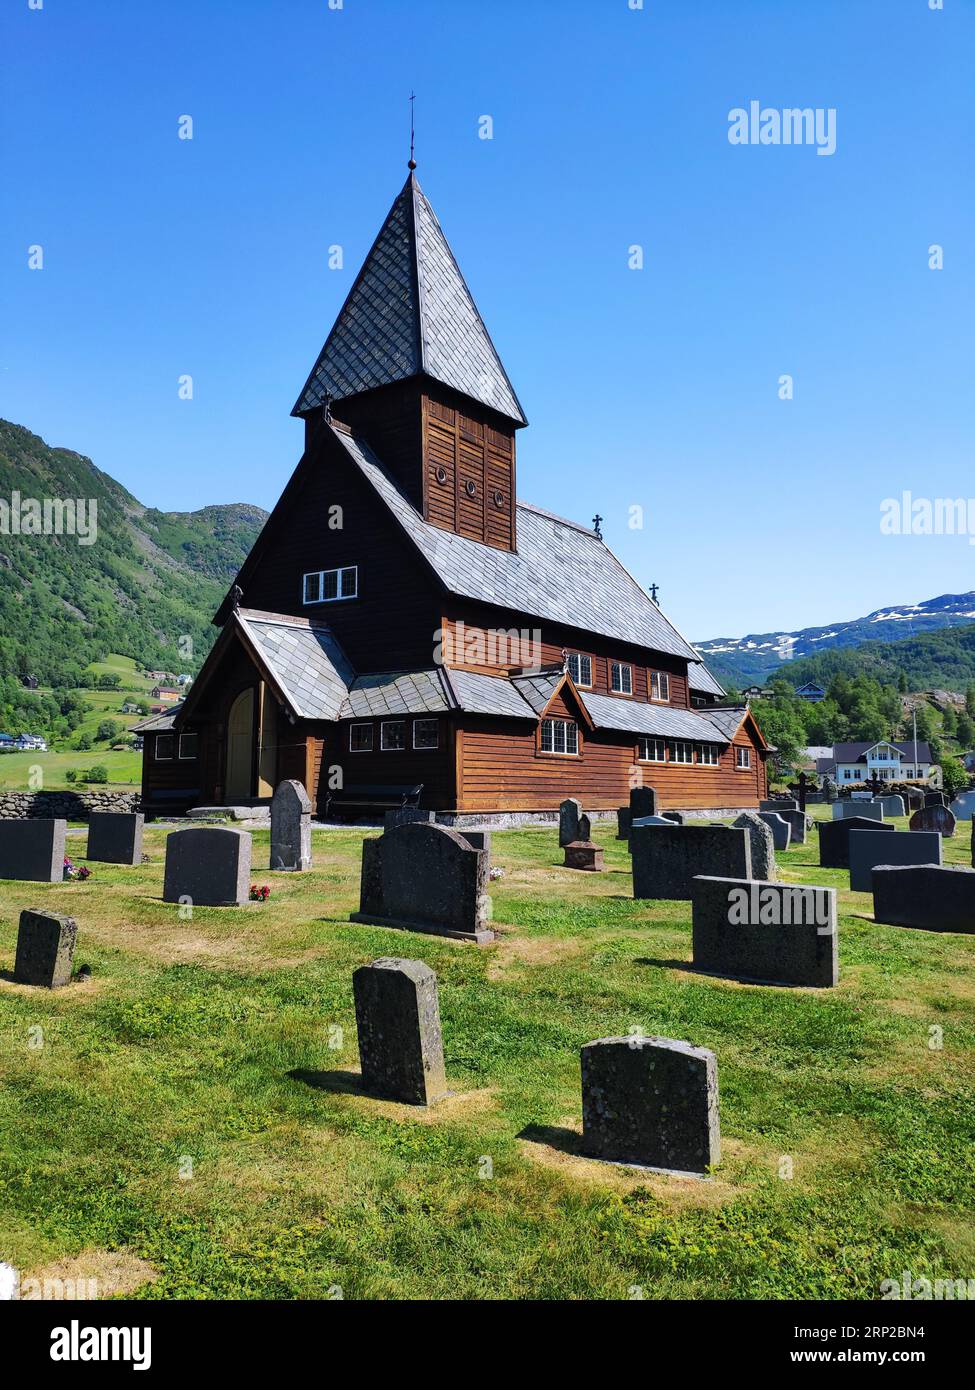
[226,687,255,801]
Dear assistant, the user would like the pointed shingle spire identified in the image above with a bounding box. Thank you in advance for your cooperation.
[292,173,526,426]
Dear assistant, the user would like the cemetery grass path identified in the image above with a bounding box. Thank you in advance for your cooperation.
[0,809,973,1299]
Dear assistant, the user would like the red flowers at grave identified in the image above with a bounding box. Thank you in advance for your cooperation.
[63,858,91,882]
[249,884,271,902]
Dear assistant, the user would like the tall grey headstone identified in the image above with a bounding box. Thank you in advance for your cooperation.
[163,826,251,906]
[632,824,751,900]
[849,829,942,892]
[872,864,975,934]
[819,816,894,870]
[692,876,837,987]
[581,1036,720,1177]
[353,822,493,943]
[758,812,791,852]
[270,779,312,871]
[87,812,144,866]
[352,957,448,1105]
[732,812,776,881]
[559,798,584,848]
[949,790,975,821]
[0,819,66,883]
[14,910,78,988]
[873,795,906,820]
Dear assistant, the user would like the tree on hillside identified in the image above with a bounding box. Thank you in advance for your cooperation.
[956,711,975,748]
[941,704,958,738]
[967,684,975,719]
[939,755,969,800]
[750,696,807,779]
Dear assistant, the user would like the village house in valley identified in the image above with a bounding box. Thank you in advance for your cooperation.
[136,171,769,819]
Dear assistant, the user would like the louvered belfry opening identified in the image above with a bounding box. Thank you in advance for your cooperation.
[293,172,525,551]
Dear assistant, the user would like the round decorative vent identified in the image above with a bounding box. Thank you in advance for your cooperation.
[465,480,477,497]
[493,490,505,509]
[435,466,448,485]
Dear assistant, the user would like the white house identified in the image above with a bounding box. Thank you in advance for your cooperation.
[818,740,935,785]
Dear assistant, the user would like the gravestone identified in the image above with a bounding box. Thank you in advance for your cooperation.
[821,776,838,804]
[925,792,949,809]
[162,826,251,906]
[616,807,631,841]
[559,798,584,848]
[352,957,448,1105]
[691,876,837,987]
[758,812,791,852]
[773,807,809,846]
[949,790,975,821]
[903,787,925,811]
[818,816,894,870]
[732,812,776,881]
[909,804,956,838]
[457,827,491,855]
[383,807,435,832]
[661,811,685,825]
[626,815,676,855]
[86,812,144,866]
[872,865,975,934]
[353,822,492,943]
[0,819,66,884]
[581,1036,720,1177]
[760,799,797,813]
[872,795,906,820]
[13,910,78,988]
[564,841,604,871]
[833,800,885,822]
[270,780,312,871]
[631,824,751,900]
[629,786,658,820]
[848,829,943,892]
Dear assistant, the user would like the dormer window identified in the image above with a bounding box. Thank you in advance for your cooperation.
[567,653,593,688]
[611,662,633,695]
[650,671,670,702]
[303,566,357,604]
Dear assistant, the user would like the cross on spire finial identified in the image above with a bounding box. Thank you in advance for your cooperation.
[408,92,416,170]
[649,582,659,603]
[592,514,603,538]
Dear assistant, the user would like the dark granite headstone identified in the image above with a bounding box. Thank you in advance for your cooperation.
[352,822,493,943]
[13,909,78,988]
[661,811,684,825]
[818,816,894,870]
[581,1036,720,1177]
[270,779,312,870]
[559,798,584,848]
[924,792,949,809]
[732,812,776,881]
[162,826,251,906]
[849,829,942,891]
[616,807,631,840]
[457,827,491,856]
[383,807,435,832]
[87,812,144,866]
[872,864,975,933]
[629,786,658,820]
[758,812,791,852]
[631,824,751,900]
[909,804,956,838]
[563,840,604,871]
[626,814,675,854]
[692,876,837,987]
[352,957,448,1105]
[0,819,66,883]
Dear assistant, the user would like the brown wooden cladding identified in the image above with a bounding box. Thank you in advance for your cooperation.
[422,393,515,550]
[325,715,455,812]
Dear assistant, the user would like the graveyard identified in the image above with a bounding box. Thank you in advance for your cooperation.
[0,804,973,1300]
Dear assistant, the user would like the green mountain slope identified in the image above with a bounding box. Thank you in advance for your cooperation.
[773,622,975,692]
[0,420,268,682]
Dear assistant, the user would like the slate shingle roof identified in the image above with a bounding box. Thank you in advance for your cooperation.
[238,611,355,721]
[332,428,699,662]
[687,660,725,698]
[444,667,540,720]
[293,173,525,426]
[131,707,181,733]
[832,740,934,765]
[341,670,451,720]
[579,692,738,743]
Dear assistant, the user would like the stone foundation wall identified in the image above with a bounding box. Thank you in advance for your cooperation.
[0,790,141,822]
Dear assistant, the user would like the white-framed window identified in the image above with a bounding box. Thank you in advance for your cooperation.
[302,565,358,604]
[155,734,175,761]
[380,720,406,751]
[178,732,199,761]
[611,662,633,695]
[650,671,671,702]
[698,744,720,766]
[540,718,579,756]
[638,736,666,763]
[567,653,593,688]
[736,746,751,770]
[349,723,373,752]
[670,740,694,764]
[413,718,439,750]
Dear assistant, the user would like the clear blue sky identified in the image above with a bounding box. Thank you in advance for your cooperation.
[1,0,971,642]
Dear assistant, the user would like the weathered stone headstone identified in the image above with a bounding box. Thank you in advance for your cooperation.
[833,800,885,822]
[732,812,776,881]
[821,775,838,803]
[773,807,809,845]
[162,826,251,906]
[352,957,448,1105]
[691,876,837,987]
[629,786,658,820]
[909,804,956,838]
[872,795,906,820]
[924,792,949,809]
[616,807,631,841]
[632,824,751,900]
[758,812,791,852]
[559,798,584,848]
[353,822,492,943]
[872,864,975,934]
[661,811,684,825]
[563,841,604,871]
[86,812,144,866]
[270,779,312,871]
[949,790,975,821]
[581,1036,720,1177]
[626,815,676,854]
[760,799,797,813]
[13,909,78,988]
[848,829,942,892]
[818,816,894,870]
[0,819,66,884]
[383,807,435,832]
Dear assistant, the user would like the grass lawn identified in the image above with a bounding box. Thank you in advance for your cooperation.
[0,807,973,1300]
[0,748,142,792]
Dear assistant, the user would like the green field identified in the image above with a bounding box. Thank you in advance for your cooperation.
[0,808,973,1300]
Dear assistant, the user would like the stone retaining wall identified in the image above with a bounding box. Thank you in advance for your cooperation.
[0,790,141,821]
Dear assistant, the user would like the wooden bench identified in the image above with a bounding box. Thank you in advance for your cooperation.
[325,783,423,818]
